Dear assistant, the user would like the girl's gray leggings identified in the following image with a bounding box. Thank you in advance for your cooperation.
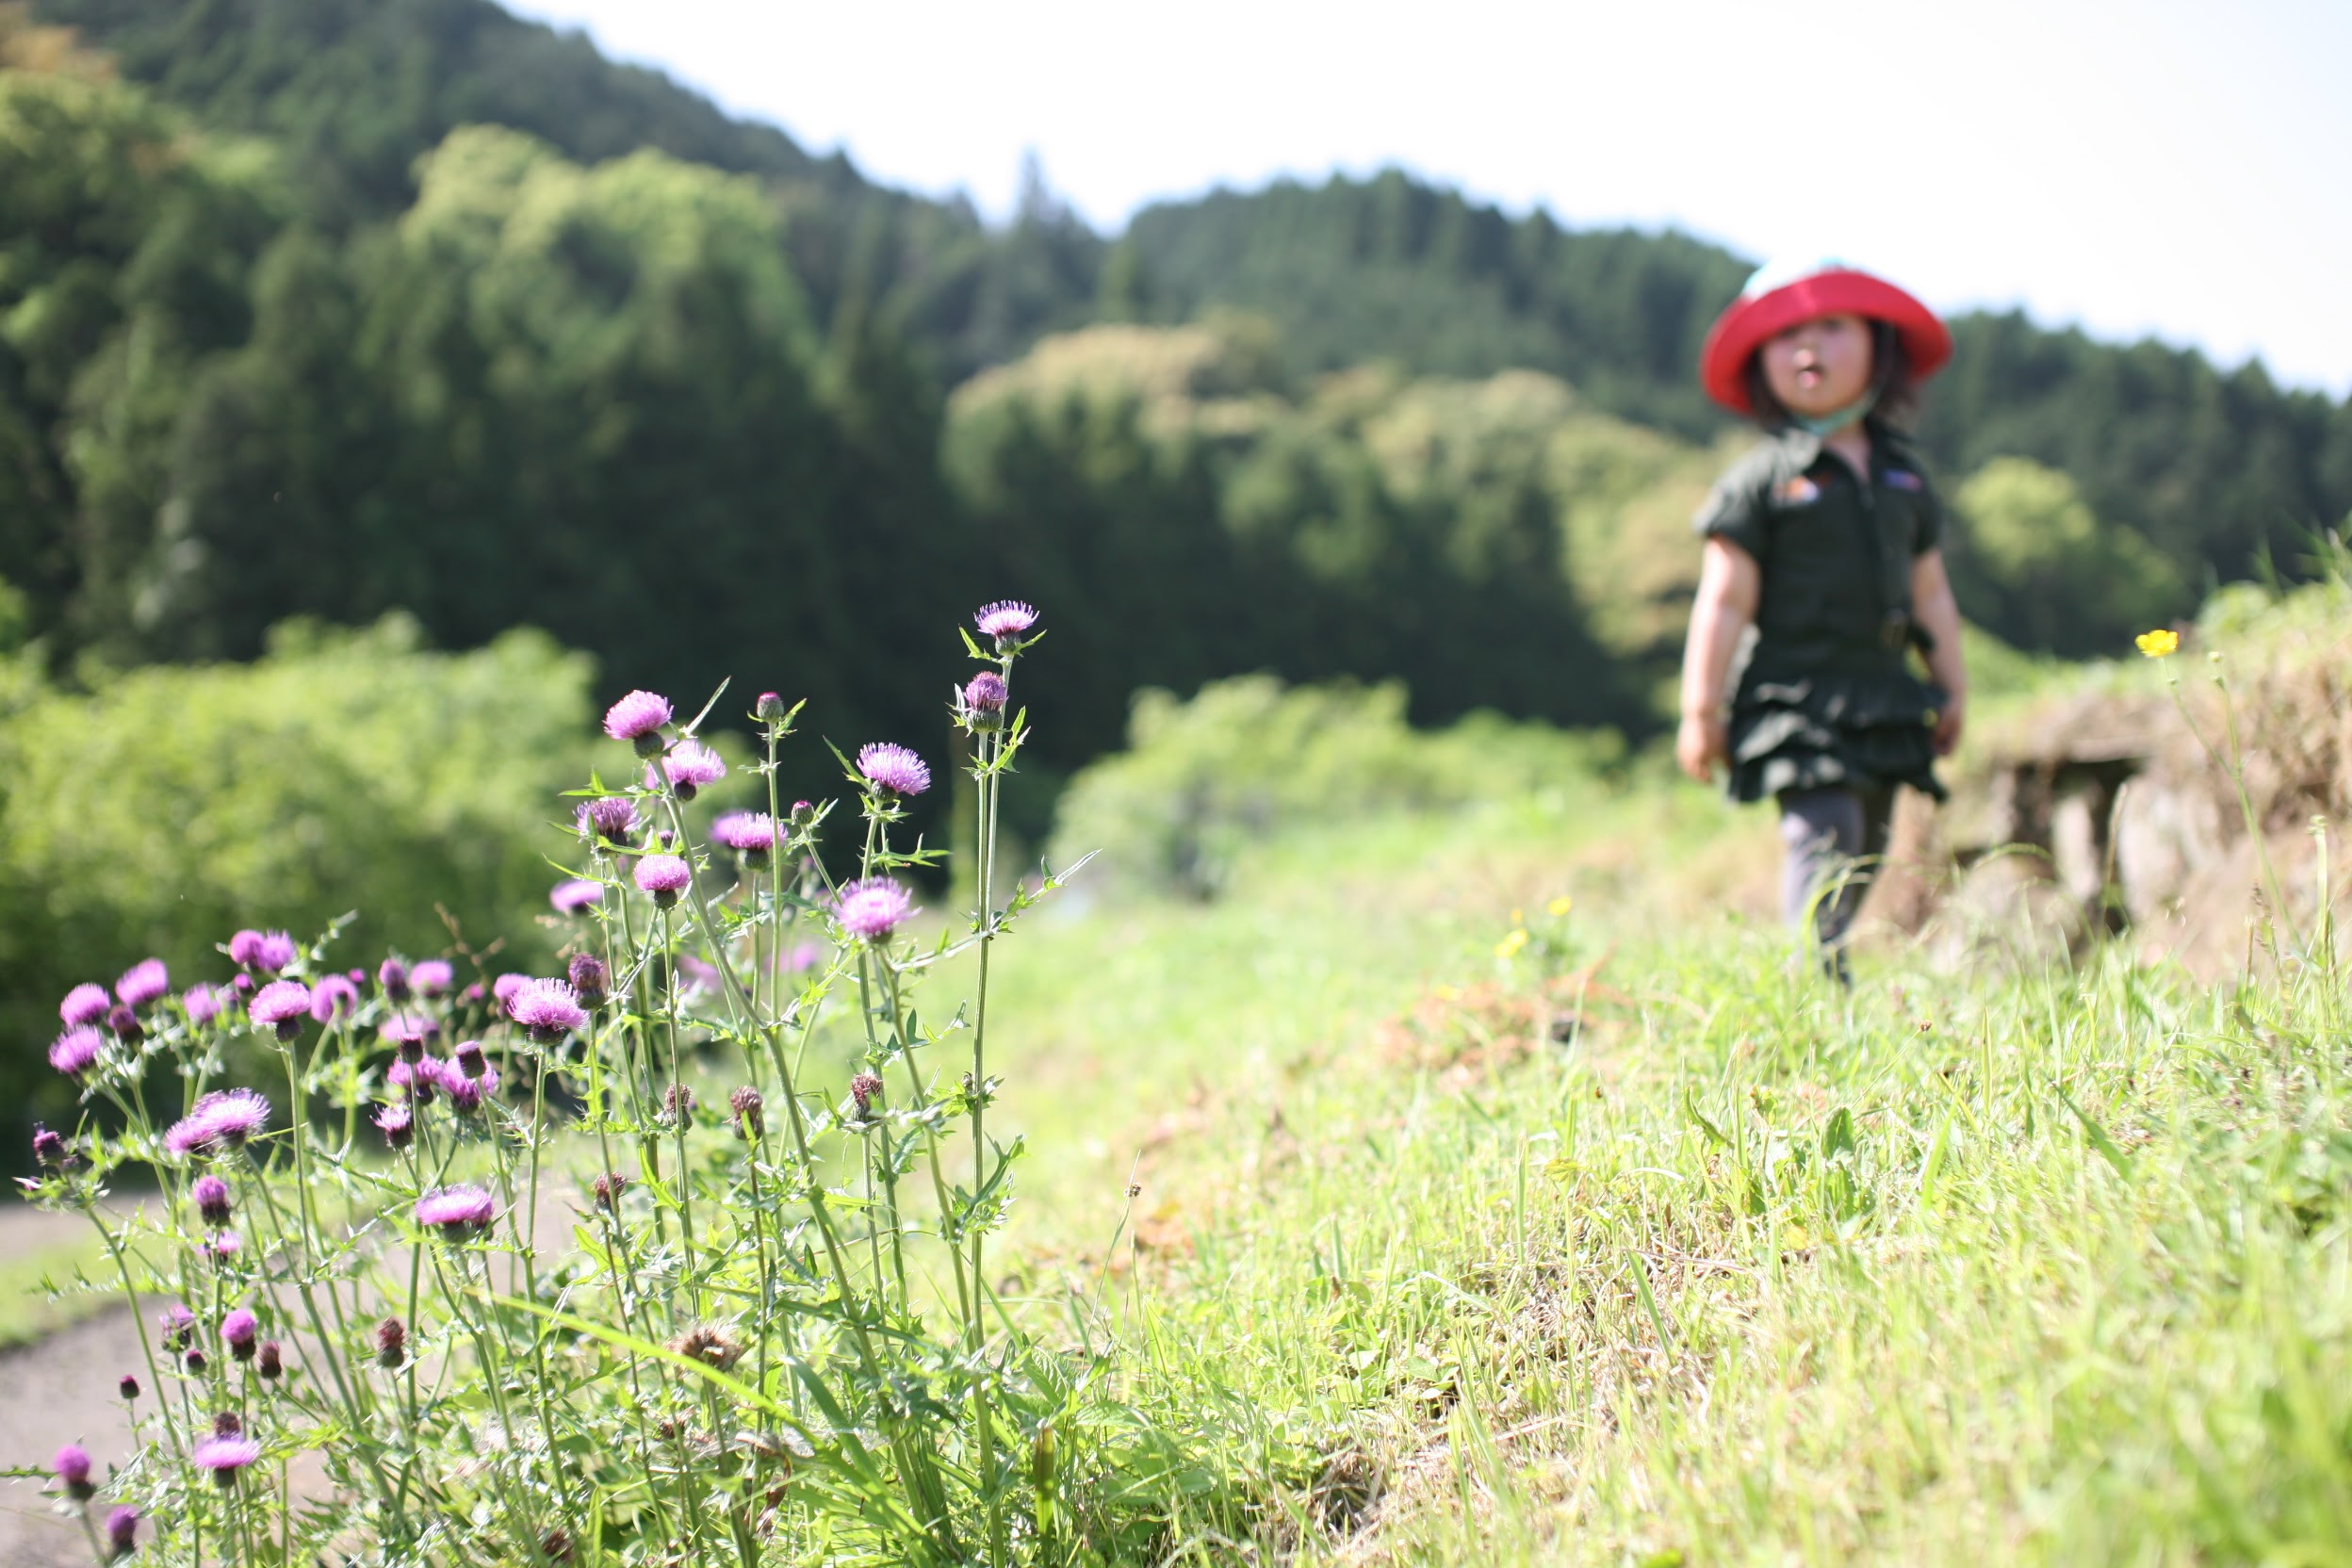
[1778,784,1895,950]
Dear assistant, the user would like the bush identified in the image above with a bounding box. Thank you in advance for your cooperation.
[1049,675,1622,898]
[0,614,595,1157]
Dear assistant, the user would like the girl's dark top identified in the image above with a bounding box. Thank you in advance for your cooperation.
[1692,416,1949,803]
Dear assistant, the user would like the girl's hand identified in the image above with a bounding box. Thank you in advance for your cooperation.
[1676,711,1728,782]
[1933,694,1966,757]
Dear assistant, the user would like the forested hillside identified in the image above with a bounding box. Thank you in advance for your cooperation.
[8,0,2352,727]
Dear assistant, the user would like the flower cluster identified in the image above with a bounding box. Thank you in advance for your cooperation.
[22,598,1074,1567]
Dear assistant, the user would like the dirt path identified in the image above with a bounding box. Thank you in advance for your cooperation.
[0,1303,144,1568]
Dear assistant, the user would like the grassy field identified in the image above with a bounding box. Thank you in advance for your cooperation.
[962,736,2351,1564]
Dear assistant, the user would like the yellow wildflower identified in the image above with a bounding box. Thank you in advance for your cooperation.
[1546,895,1573,918]
[2135,628,2180,658]
[1495,928,1528,960]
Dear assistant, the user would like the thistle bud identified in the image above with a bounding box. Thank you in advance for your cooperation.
[379,957,411,1002]
[192,1173,233,1227]
[850,1070,884,1120]
[790,800,816,829]
[755,692,787,723]
[592,1171,628,1211]
[212,1411,241,1438]
[729,1086,764,1140]
[119,1374,139,1401]
[185,1348,206,1375]
[376,1316,407,1370]
[662,1084,696,1126]
[31,1124,67,1168]
[257,1341,283,1381]
[567,954,609,1007]
[455,1039,487,1078]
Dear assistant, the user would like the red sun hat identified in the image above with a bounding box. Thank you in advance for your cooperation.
[1698,259,1953,416]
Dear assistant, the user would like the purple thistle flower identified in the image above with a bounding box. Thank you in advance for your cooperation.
[633,855,693,906]
[409,959,454,997]
[248,980,312,1039]
[834,879,917,942]
[49,1026,104,1078]
[115,958,169,1009]
[106,1507,139,1558]
[676,954,718,998]
[492,972,531,1006]
[191,1174,233,1226]
[550,878,604,914]
[205,1232,241,1261]
[372,1102,414,1150]
[783,940,824,974]
[578,795,641,843]
[441,1060,488,1115]
[661,740,727,797]
[508,979,589,1044]
[566,954,609,1006]
[184,985,227,1024]
[710,811,777,858]
[387,1059,436,1105]
[857,743,931,797]
[220,1307,259,1360]
[443,1075,482,1115]
[158,1304,195,1350]
[378,957,410,1002]
[59,984,111,1028]
[228,929,297,972]
[974,599,1039,640]
[603,690,674,748]
[53,1444,94,1501]
[32,1124,68,1167]
[963,670,1009,715]
[192,1434,261,1485]
[233,973,254,996]
[415,1184,497,1237]
[161,1089,271,1159]
[307,974,358,1024]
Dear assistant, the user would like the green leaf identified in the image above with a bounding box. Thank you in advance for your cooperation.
[1821,1106,1856,1161]
[2051,1079,2134,1177]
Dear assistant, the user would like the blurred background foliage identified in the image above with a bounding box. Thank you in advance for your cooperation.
[1048,675,1622,901]
[2,0,2349,1153]
[0,613,594,1135]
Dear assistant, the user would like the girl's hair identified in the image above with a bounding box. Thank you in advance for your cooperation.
[1741,319,1920,432]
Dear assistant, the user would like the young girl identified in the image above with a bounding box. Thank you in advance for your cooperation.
[1676,259,1968,973]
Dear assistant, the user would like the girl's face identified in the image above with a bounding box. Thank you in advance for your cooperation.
[1758,313,1875,418]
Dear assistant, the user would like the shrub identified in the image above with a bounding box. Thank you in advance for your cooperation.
[1050,675,1621,899]
[0,614,594,1160]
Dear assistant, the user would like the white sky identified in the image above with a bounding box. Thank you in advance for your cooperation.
[504,0,2352,397]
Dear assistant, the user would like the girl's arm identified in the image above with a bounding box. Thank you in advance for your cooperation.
[1910,547,1968,755]
[1676,536,1761,782]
